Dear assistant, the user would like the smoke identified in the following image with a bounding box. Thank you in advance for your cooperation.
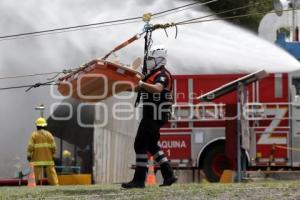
[0,0,299,177]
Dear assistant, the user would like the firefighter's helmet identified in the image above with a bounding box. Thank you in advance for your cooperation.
[35,117,47,127]
[148,45,167,59]
[146,45,167,73]
[63,150,71,158]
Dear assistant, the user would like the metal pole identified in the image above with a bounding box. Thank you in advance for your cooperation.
[142,30,150,75]
[241,85,248,176]
[142,14,152,75]
[134,17,152,107]
[35,104,45,117]
[292,0,296,41]
[236,82,243,182]
[291,0,299,41]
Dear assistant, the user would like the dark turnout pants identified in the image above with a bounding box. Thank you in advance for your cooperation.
[133,117,174,183]
[134,117,164,155]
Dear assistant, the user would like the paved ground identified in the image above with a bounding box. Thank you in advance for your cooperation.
[1,181,300,200]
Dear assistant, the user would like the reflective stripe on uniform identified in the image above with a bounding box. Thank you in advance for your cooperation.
[153,150,164,159]
[33,143,55,148]
[136,154,148,159]
[32,160,55,166]
[136,162,148,167]
[145,68,172,91]
[158,157,168,165]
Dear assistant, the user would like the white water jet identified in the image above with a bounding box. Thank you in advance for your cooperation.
[0,0,299,177]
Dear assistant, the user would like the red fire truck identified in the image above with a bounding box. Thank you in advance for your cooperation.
[159,70,300,182]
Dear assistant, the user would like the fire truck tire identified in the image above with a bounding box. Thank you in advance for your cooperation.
[202,144,231,182]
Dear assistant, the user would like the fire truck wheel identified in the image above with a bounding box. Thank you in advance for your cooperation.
[202,144,231,182]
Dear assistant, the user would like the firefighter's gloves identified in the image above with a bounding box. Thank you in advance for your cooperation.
[139,80,145,88]
[27,156,31,162]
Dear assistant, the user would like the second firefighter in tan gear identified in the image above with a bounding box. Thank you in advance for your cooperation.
[27,117,59,185]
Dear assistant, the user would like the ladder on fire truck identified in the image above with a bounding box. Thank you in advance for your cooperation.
[171,69,269,182]
[198,69,268,182]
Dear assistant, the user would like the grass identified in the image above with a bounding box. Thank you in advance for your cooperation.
[1,181,300,200]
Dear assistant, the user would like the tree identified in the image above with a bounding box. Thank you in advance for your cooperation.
[200,0,273,32]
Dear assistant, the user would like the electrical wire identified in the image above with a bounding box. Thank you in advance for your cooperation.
[0,17,141,41]
[0,68,80,80]
[152,0,218,19]
[0,1,256,42]
[0,1,265,83]
[0,1,286,90]
[177,8,297,25]
[0,1,219,82]
[0,71,60,80]
[0,81,56,91]
[153,1,216,17]
[0,18,144,42]
[0,1,215,42]
[176,3,258,25]
[149,2,265,36]
[18,0,259,41]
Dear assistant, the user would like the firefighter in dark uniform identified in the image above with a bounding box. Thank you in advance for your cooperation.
[122,45,177,189]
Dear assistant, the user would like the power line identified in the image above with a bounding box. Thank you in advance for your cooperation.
[0,1,215,42]
[0,85,38,91]
[0,17,141,40]
[0,1,251,43]
[176,3,258,25]
[0,81,56,91]
[152,0,218,19]
[0,1,260,82]
[0,9,284,91]
[0,1,219,82]
[0,71,60,80]
[149,3,262,36]
[0,19,143,42]
[154,1,216,16]
[0,1,276,89]
[177,8,297,25]
[0,68,79,80]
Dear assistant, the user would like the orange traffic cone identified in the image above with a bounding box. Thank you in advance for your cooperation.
[146,156,156,186]
[27,163,36,187]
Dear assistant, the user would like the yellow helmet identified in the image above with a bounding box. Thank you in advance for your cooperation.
[63,150,71,158]
[35,117,47,127]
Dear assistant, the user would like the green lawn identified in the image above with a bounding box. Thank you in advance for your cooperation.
[0,181,300,200]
